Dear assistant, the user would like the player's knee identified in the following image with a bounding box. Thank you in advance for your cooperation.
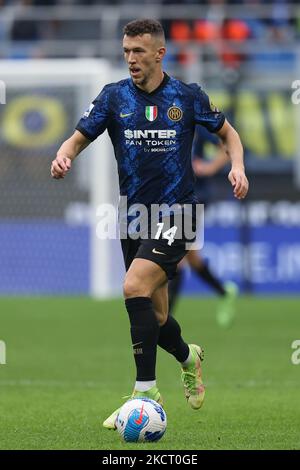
[123,276,151,299]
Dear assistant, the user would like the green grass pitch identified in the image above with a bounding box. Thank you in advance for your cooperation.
[0,296,300,450]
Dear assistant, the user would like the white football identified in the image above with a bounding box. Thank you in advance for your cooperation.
[116,397,167,443]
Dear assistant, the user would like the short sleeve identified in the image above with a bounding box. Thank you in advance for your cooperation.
[194,86,225,133]
[75,85,110,141]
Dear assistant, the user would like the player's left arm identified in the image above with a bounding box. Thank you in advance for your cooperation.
[217,119,249,200]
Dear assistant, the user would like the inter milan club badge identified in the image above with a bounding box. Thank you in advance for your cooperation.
[145,105,158,121]
[167,105,183,121]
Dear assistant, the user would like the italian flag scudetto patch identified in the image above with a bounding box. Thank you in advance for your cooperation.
[145,106,158,121]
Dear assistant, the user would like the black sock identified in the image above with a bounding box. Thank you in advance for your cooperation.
[158,315,189,363]
[125,297,160,381]
[196,263,226,296]
[168,268,184,316]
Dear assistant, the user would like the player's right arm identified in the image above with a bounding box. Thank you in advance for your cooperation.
[51,84,111,179]
[51,130,90,179]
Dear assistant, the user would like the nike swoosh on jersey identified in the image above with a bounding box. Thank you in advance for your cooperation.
[120,112,134,118]
[152,248,166,255]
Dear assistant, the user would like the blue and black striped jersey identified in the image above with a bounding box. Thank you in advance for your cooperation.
[76,73,225,208]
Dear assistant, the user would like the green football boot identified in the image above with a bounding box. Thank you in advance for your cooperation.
[216,281,238,328]
[181,344,205,410]
[102,386,163,430]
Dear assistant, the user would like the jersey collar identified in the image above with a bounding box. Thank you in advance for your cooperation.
[132,72,170,96]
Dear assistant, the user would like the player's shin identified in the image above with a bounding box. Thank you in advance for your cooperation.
[125,297,160,383]
[157,315,189,363]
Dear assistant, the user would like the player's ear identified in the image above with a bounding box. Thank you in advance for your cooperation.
[156,47,166,62]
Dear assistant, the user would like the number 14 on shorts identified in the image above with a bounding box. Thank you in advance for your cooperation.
[155,223,178,246]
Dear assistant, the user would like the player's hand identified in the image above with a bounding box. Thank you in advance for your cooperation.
[193,159,216,177]
[228,167,249,199]
[51,156,72,179]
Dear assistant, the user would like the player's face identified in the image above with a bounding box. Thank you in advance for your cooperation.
[123,34,164,86]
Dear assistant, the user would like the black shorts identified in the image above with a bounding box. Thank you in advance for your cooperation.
[120,209,197,280]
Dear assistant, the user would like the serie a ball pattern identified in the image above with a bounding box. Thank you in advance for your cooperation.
[116,398,167,443]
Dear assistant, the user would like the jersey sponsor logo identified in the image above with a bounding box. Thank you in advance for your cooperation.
[120,112,134,118]
[145,105,158,122]
[124,129,177,150]
[124,129,176,139]
[167,105,183,121]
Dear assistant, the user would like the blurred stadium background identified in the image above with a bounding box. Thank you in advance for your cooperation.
[1,0,300,297]
[0,0,300,450]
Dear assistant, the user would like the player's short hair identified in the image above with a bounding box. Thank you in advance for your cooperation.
[123,19,165,42]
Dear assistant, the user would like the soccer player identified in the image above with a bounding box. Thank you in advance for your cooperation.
[168,125,238,327]
[50,19,249,429]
